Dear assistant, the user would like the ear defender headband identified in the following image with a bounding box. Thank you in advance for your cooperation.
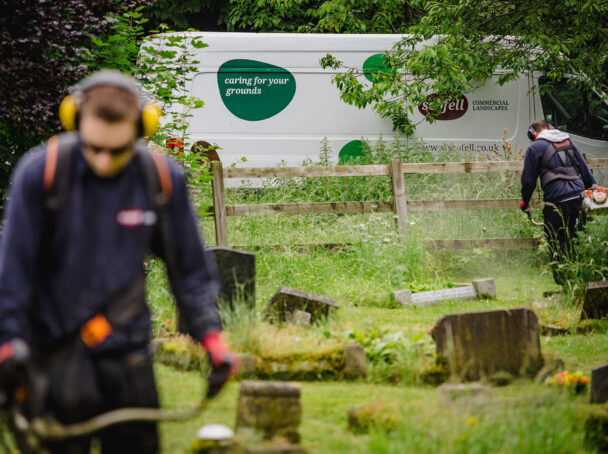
[58,70,161,138]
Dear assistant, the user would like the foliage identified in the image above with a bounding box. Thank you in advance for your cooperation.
[145,0,227,31]
[321,0,608,134]
[0,0,149,197]
[346,327,434,383]
[227,0,314,32]
[226,0,418,33]
[303,0,418,33]
[555,215,608,287]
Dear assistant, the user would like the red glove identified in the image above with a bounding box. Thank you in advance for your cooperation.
[0,339,30,407]
[201,332,239,398]
[519,201,530,212]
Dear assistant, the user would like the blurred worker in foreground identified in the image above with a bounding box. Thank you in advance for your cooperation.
[520,120,597,284]
[0,70,236,453]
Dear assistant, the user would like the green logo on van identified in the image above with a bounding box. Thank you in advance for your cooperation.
[339,140,370,163]
[218,59,296,121]
[363,53,390,83]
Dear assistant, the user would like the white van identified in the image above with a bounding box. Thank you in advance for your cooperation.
[154,32,608,166]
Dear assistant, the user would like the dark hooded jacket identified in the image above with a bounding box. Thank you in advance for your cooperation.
[0,136,221,353]
[521,129,596,204]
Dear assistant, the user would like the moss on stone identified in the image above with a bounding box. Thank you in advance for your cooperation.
[155,335,206,371]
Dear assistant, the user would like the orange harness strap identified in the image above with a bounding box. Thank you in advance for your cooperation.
[43,136,59,192]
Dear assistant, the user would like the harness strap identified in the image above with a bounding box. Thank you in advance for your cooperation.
[43,136,59,192]
[539,139,581,188]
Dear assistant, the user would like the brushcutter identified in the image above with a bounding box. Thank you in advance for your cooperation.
[522,186,608,227]
[3,359,231,453]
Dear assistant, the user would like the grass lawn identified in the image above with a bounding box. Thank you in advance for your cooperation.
[154,248,607,453]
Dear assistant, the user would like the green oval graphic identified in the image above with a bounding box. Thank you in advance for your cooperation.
[363,53,390,83]
[339,140,370,163]
[218,59,296,121]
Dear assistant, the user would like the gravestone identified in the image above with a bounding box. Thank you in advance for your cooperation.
[264,287,338,323]
[581,281,608,320]
[287,310,311,328]
[393,279,496,307]
[236,381,302,443]
[472,279,496,298]
[433,308,543,381]
[208,247,256,309]
[591,364,608,404]
[344,344,367,378]
[177,247,255,334]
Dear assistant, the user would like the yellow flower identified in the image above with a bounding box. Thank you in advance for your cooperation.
[459,434,467,442]
[467,417,477,426]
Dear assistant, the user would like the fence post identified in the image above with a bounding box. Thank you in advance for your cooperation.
[211,161,228,246]
[389,158,408,232]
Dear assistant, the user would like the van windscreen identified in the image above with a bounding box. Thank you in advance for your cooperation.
[539,77,608,141]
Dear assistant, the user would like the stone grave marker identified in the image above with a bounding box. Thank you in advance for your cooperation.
[208,247,256,309]
[236,381,302,443]
[472,279,496,298]
[433,308,544,381]
[344,344,367,378]
[581,281,608,320]
[287,310,311,328]
[591,364,608,404]
[393,279,495,307]
[264,287,338,323]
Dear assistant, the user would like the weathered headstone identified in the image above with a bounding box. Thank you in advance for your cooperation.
[264,287,338,323]
[344,344,367,378]
[433,308,544,381]
[236,381,302,443]
[472,279,496,298]
[287,310,311,328]
[177,247,255,334]
[235,353,257,378]
[208,247,256,309]
[591,364,608,404]
[581,281,608,320]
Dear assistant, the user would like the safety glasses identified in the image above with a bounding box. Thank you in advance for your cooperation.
[82,140,134,156]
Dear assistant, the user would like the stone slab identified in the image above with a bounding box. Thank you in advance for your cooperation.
[236,381,301,442]
[591,364,608,404]
[396,286,477,306]
[263,287,338,323]
[472,279,496,298]
[433,308,544,381]
[344,344,367,378]
[581,280,608,320]
[287,310,311,328]
[208,247,256,309]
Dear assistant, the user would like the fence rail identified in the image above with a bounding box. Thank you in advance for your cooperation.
[210,158,608,249]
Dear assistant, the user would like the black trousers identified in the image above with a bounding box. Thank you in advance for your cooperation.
[543,198,586,284]
[15,349,160,454]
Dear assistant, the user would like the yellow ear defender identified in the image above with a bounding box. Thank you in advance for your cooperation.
[141,102,161,138]
[58,70,161,138]
[58,94,79,131]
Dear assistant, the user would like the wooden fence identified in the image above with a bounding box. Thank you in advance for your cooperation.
[209,158,608,250]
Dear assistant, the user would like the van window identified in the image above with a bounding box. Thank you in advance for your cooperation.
[540,77,608,140]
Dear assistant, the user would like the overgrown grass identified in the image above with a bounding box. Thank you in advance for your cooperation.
[145,136,608,453]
